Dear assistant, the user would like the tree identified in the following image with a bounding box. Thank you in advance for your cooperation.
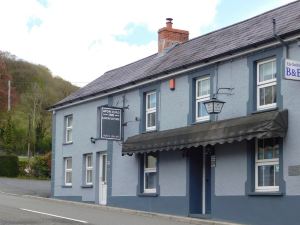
[0,50,78,155]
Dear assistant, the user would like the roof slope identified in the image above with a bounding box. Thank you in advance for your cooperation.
[54,0,300,107]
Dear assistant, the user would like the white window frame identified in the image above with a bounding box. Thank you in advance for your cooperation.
[145,92,156,131]
[143,154,157,193]
[257,59,277,111]
[64,158,72,186]
[85,154,93,185]
[196,77,210,122]
[65,115,73,143]
[255,139,279,192]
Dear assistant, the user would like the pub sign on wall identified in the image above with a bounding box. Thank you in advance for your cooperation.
[100,106,123,141]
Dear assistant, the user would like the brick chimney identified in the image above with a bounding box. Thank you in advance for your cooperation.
[158,18,189,53]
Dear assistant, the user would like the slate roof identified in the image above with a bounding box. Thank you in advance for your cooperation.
[53,0,300,108]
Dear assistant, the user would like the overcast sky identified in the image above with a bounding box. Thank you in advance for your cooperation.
[0,0,295,86]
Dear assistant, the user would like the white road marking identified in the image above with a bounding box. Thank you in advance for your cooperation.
[19,208,88,224]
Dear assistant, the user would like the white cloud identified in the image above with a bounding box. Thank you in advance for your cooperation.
[0,0,219,86]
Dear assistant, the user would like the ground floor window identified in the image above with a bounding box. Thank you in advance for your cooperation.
[85,154,93,185]
[255,138,279,192]
[64,157,72,186]
[143,153,157,193]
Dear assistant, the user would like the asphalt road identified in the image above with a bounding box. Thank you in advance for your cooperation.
[0,177,50,197]
[0,191,195,225]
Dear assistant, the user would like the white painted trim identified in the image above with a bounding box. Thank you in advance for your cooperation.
[145,92,157,131]
[49,34,300,111]
[256,59,277,111]
[143,154,157,193]
[255,139,279,192]
[257,58,277,85]
[196,77,210,122]
[99,153,107,205]
[65,115,73,143]
[85,154,93,185]
[64,158,72,186]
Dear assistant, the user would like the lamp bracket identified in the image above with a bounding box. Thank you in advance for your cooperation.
[90,137,100,144]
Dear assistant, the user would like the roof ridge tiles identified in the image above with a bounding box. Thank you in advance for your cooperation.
[175,0,300,48]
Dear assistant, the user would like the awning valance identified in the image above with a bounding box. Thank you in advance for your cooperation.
[122,110,288,155]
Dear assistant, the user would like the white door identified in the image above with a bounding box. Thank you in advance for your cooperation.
[99,153,107,205]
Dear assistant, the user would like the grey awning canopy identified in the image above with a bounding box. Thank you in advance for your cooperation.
[122,110,288,155]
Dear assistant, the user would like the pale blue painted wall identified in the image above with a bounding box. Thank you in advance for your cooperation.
[53,98,108,201]
[159,151,187,196]
[160,75,189,130]
[215,142,247,196]
[110,85,188,197]
[52,41,300,215]
[282,42,300,196]
[111,91,140,196]
[215,58,249,120]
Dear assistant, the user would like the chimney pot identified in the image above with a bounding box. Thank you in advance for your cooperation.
[166,18,173,28]
[158,18,189,53]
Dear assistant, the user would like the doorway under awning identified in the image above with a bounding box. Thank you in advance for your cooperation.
[122,110,288,155]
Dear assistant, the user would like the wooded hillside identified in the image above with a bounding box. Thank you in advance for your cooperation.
[0,51,78,155]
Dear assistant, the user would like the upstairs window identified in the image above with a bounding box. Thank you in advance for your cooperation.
[257,59,277,110]
[85,154,93,185]
[144,153,157,193]
[255,138,279,192]
[64,157,72,186]
[65,115,73,143]
[196,77,210,122]
[146,92,156,131]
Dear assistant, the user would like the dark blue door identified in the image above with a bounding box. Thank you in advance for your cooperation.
[189,148,211,215]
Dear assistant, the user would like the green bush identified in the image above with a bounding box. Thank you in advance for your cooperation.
[31,154,51,178]
[0,155,19,177]
[18,160,30,177]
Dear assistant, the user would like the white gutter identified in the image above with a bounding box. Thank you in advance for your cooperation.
[50,34,300,112]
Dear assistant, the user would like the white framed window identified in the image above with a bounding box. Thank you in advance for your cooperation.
[255,138,279,192]
[257,59,277,110]
[144,153,157,193]
[196,77,210,122]
[146,92,156,131]
[64,157,72,186]
[65,115,73,143]
[85,154,93,185]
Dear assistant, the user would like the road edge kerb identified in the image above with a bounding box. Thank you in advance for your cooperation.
[0,191,243,225]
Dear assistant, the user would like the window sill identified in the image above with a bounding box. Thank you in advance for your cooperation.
[192,120,211,125]
[142,130,157,134]
[252,107,278,115]
[248,191,284,196]
[138,192,159,197]
[63,142,73,146]
[61,185,72,188]
[81,185,93,188]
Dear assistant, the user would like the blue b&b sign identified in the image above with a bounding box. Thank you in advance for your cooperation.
[284,59,300,81]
